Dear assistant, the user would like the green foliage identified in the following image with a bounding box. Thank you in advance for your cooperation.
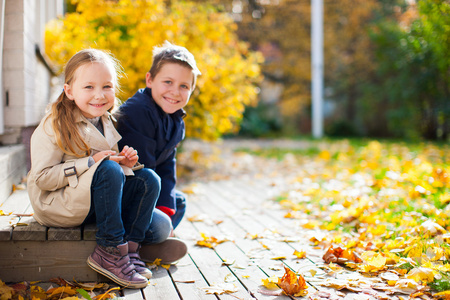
[45,0,263,140]
[365,0,450,140]
[429,273,450,292]
[238,102,282,137]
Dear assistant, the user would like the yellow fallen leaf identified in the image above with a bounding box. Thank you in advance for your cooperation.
[293,250,306,259]
[0,280,14,300]
[360,252,386,273]
[47,286,77,297]
[419,220,446,236]
[392,279,421,294]
[406,267,435,283]
[271,256,286,260]
[261,275,279,290]
[434,290,450,299]
[150,258,162,266]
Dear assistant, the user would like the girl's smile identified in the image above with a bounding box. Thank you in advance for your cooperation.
[64,62,116,119]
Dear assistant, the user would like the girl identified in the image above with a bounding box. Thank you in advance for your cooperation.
[27,49,169,288]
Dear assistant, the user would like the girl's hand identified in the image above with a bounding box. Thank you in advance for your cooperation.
[92,150,123,163]
[117,145,138,168]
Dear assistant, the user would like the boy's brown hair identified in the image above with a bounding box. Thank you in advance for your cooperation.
[149,41,201,87]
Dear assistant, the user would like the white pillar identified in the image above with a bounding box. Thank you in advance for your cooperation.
[0,0,5,134]
[311,0,323,138]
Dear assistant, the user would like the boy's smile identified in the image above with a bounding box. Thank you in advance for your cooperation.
[146,63,194,114]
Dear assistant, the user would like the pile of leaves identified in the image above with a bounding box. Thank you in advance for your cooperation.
[257,140,449,297]
[0,278,121,300]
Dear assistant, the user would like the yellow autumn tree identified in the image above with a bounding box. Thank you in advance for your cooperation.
[45,0,263,140]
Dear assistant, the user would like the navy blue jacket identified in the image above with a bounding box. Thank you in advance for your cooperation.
[116,88,185,213]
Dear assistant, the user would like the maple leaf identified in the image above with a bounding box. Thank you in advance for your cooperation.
[322,245,362,265]
[360,251,387,273]
[278,266,308,297]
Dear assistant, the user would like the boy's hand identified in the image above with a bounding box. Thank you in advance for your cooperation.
[117,145,139,168]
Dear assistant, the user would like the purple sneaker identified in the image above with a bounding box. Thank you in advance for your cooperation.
[87,242,148,289]
[128,241,153,279]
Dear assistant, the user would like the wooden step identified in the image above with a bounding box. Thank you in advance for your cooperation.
[0,190,101,282]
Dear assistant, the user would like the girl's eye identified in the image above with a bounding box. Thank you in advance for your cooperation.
[85,85,93,89]
[104,85,112,89]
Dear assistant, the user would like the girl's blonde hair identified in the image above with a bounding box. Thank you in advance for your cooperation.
[47,49,122,157]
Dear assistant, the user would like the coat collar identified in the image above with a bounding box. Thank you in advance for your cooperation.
[74,110,122,151]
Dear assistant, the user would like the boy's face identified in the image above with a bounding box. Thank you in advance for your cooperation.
[146,63,195,114]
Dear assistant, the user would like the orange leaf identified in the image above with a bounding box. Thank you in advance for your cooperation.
[278,267,308,297]
[322,246,362,264]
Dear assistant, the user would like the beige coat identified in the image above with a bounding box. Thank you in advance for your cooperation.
[27,110,133,227]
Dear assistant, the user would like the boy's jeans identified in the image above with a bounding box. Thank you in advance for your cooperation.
[172,191,187,229]
[84,160,171,247]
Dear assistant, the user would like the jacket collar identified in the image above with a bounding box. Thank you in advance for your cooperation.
[74,110,122,151]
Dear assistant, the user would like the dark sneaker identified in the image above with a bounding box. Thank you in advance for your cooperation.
[87,243,148,289]
[128,241,153,279]
[139,237,188,264]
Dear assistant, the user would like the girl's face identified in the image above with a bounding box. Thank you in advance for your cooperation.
[146,63,194,114]
[64,62,115,119]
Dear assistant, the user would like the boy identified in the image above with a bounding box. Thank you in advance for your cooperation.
[116,41,201,263]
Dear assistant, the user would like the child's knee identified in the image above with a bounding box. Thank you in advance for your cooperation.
[96,160,125,182]
[137,168,161,191]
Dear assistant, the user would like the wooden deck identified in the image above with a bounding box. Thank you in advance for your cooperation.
[0,176,337,299]
[2,137,380,300]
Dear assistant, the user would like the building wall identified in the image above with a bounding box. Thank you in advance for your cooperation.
[1,0,63,144]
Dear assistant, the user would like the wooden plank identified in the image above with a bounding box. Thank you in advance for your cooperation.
[186,199,290,299]
[122,287,144,300]
[169,254,217,300]
[209,180,324,287]
[12,216,47,241]
[0,190,31,241]
[48,226,82,241]
[142,265,180,299]
[83,223,97,241]
[0,240,99,282]
[178,220,255,300]
[186,180,321,297]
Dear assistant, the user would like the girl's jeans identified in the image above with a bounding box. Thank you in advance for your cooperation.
[83,160,171,248]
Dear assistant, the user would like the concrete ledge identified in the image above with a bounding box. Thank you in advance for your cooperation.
[0,145,27,202]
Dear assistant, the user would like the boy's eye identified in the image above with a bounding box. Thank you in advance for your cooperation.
[164,81,172,84]
[181,85,190,89]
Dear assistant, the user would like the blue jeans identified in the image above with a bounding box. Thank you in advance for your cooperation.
[142,190,186,244]
[84,160,169,248]
[172,191,187,229]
